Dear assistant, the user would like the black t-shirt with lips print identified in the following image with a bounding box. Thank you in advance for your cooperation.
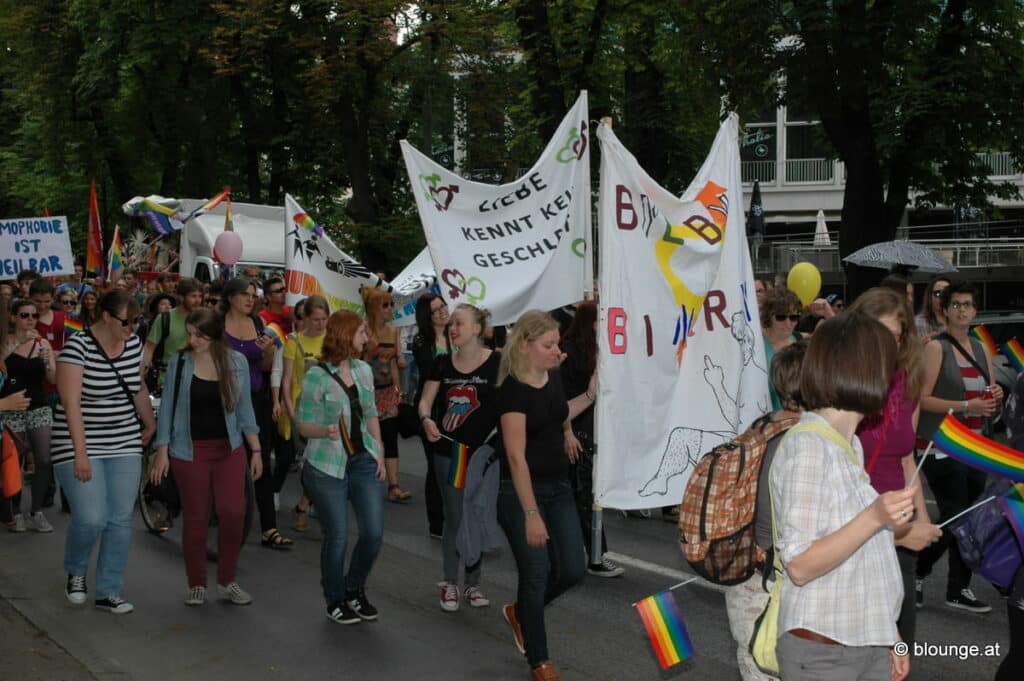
[427,351,501,457]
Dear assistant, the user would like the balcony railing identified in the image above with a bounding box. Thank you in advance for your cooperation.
[977,151,1018,177]
[785,158,835,183]
[741,160,776,184]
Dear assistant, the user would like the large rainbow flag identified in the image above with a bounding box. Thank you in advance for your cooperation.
[971,325,998,357]
[635,590,695,669]
[932,413,1024,483]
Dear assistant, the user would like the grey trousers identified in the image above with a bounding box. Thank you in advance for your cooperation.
[777,632,889,681]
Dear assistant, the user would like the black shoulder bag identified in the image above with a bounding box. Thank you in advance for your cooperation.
[87,330,143,429]
[145,310,172,396]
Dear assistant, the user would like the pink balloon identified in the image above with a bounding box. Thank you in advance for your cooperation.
[214,231,243,265]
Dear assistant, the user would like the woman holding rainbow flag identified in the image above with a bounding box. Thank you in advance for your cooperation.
[418,303,500,612]
[915,281,1003,614]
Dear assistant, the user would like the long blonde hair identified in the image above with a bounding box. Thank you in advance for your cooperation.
[847,287,924,398]
[498,309,559,386]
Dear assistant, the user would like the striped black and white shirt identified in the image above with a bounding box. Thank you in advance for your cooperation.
[51,333,143,465]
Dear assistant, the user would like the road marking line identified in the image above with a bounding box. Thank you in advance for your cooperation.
[603,552,726,594]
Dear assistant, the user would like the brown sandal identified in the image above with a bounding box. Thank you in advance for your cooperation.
[387,484,412,503]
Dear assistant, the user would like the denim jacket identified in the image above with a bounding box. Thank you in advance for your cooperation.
[153,350,259,461]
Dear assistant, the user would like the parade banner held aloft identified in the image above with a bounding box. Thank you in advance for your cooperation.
[389,246,439,327]
[594,115,770,510]
[284,194,390,315]
[400,92,592,325]
[0,216,75,277]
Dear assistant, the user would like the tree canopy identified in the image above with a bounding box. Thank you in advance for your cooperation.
[2,1,1022,282]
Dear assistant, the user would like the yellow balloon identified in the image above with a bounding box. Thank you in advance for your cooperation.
[787,262,822,306]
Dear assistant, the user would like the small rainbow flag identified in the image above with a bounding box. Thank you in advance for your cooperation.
[183,187,232,221]
[107,225,124,283]
[933,413,1024,483]
[999,482,1024,549]
[292,211,325,238]
[64,318,84,336]
[1002,338,1024,373]
[971,325,998,357]
[264,322,286,348]
[635,590,695,669]
[448,441,470,489]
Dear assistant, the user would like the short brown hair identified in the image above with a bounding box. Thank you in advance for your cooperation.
[320,310,365,364]
[799,315,897,416]
[176,277,202,298]
[771,339,808,411]
[760,287,801,327]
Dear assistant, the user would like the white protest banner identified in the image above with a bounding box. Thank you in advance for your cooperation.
[284,194,389,315]
[594,115,771,510]
[0,216,75,277]
[400,92,591,325]
[389,246,438,327]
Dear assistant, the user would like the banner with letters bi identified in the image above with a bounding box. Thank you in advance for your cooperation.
[400,92,592,326]
[0,216,75,278]
[594,115,771,510]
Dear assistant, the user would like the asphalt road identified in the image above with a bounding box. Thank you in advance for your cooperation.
[0,435,1011,681]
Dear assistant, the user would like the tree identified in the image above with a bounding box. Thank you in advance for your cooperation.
[686,0,1024,294]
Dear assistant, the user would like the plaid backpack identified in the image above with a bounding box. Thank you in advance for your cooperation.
[678,412,799,585]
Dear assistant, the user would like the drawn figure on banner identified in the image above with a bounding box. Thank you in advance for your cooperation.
[420,173,459,212]
[639,427,732,497]
[654,181,729,366]
[440,268,486,305]
[325,256,372,280]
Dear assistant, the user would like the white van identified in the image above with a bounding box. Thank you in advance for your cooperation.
[177,199,285,282]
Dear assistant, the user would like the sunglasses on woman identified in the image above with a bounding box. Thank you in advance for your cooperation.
[61,299,76,306]
[774,314,801,322]
[18,312,40,320]
[111,313,142,328]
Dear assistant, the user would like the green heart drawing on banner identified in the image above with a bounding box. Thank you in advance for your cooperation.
[464,276,487,305]
[556,128,582,163]
[419,173,442,201]
[571,238,586,258]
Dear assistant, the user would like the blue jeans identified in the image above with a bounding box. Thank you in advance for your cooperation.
[301,453,385,607]
[54,456,142,599]
[497,478,586,667]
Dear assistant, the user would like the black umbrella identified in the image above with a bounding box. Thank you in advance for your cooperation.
[747,180,765,243]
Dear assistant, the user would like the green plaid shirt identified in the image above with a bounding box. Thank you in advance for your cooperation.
[296,360,380,478]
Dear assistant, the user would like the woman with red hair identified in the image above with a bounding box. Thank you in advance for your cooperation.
[296,310,386,625]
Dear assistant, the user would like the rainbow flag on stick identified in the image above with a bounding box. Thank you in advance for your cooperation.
[999,483,1024,549]
[263,322,286,349]
[107,224,124,283]
[183,187,231,222]
[932,413,1024,483]
[635,589,695,669]
[971,325,998,357]
[448,441,470,489]
[1002,338,1024,373]
[63,318,84,336]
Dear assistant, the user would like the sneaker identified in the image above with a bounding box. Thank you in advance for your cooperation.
[217,582,253,606]
[184,586,206,606]
[65,575,87,605]
[587,558,625,578]
[30,511,53,533]
[945,588,992,614]
[95,596,134,614]
[464,585,490,608]
[9,513,26,533]
[440,581,460,612]
[915,578,924,609]
[326,602,361,624]
[345,589,378,620]
[502,603,526,655]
